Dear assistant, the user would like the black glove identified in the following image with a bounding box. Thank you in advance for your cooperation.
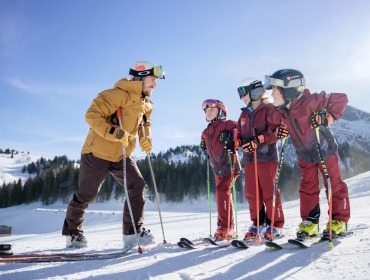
[200,137,206,151]
[310,111,328,129]
[275,124,289,139]
[242,135,264,153]
[220,131,238,154]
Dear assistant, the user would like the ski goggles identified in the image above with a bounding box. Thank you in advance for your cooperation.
[152,65,165,79]
[264,75,305,90]
[129,65,165,79]
[202,99,218,110]
[237,80,263,99]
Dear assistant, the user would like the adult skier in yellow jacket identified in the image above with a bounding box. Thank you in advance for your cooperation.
[62,61,165,249]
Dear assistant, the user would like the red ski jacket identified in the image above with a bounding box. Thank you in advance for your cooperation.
[201,119,241,177]
[269,89,348,163]
[237,102,279,163]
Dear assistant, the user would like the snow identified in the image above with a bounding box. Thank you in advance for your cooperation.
[0,152,45,186]
[1,171,370,279]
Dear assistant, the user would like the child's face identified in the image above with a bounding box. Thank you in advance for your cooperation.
[271,86,285,106]
[205,107,219,122]
[241,93,251,105]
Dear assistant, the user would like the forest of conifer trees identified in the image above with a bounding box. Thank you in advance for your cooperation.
[1,142,368,208]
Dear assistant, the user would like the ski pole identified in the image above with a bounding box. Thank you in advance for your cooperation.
[230,129,241,239]
[270,137,286,240]
[314,125,334,248]
[206,155,212,238]
[228,151,239,239]
[225,152,233,241]
[116,108,142,253]
[252,128,262,242]
[140,122,167,244]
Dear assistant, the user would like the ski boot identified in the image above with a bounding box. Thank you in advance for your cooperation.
[0,244,13,255]
[323,220,347,239]
[244,225,258,240]
[123,228,155,248]
[297,220,319,239]
[214,227,234,241]
[66,233,88,248]
[264,227,283,241]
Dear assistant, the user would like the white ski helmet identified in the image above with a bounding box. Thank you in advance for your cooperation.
[237,78,265,101]
[129,61,165,80]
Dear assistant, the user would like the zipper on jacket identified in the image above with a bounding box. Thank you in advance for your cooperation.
[286,110,309,151]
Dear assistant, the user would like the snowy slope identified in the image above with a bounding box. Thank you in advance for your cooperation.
[0,171,369,280]
[0,152,44,186]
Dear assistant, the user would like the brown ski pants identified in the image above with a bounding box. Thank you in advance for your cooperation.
[62,153,147,236]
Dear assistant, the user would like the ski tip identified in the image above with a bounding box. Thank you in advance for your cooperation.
[265,241,283,250]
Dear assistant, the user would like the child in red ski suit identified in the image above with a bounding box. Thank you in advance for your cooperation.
[235,78,285,240]
[266,68,350,238]
[201,99,240,241]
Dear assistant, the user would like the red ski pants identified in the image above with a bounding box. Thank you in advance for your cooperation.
[244,162,285,228]
[215,173,238,229]
[298,153,350,223]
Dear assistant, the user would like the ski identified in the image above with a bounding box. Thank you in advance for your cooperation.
[202,237,231,248]
[264,240,284,250]
[266,231,354,250]
[287,238,324,248]
[0,249,131,263]
[177,237,230,250]
[231,240,249,249]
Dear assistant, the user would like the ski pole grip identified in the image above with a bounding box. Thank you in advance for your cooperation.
[116,108,122,119]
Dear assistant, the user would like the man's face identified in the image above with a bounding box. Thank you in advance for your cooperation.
[142,76,157,97]
[271,86,285,106]
[205,107,219,122]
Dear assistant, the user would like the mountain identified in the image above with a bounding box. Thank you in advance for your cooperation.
[0,151,44,186]
[1,105,369,204]
[332,105,370,151]
[271,105,370,169]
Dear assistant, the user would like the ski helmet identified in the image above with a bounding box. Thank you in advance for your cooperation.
[129,61,165,80]
[265,69,306,103]
[237,78,265,101]
[202,99,227,121]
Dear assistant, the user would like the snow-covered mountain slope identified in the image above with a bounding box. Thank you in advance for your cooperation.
[0,152,44,186]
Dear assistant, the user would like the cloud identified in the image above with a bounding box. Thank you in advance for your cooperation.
[1,74,95,99]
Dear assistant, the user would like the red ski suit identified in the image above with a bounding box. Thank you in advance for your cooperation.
[269,89,350,223]
[237,102,285,228]
[201,119,240,229]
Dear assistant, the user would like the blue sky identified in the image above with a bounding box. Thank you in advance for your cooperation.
[1,0,370,161]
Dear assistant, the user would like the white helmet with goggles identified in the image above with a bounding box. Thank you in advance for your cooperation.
[129,61,165,80]
[237,78,265,101]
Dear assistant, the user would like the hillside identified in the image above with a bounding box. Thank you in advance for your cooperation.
[0,151,44,186]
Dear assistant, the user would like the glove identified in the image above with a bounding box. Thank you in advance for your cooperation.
[275,124,289,139]
[220,131,240,154]
[115,129,130,148]
[310,111,334,129]
[200,137,206,151]
[139,136,152,154]
[242,135,264,153]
